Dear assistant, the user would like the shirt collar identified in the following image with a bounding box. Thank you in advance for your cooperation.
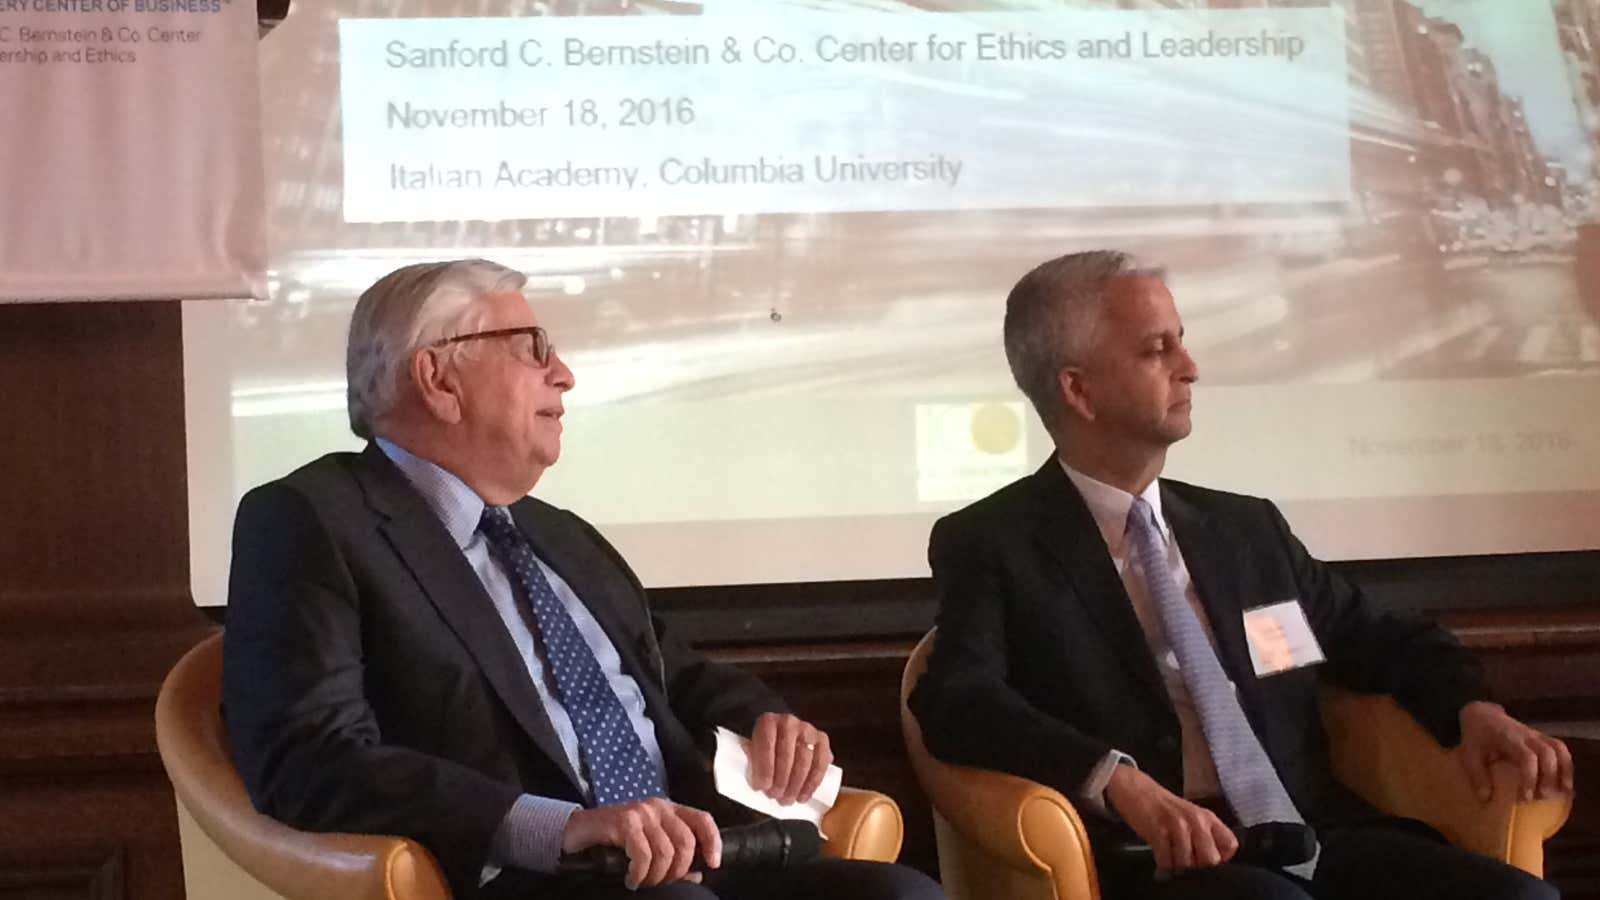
[1058,456,1169,555]
[376,438,486,549]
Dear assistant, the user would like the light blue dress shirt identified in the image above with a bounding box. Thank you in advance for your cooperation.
[377,439,668,876]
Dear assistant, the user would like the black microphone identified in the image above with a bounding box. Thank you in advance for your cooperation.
[1108,821,1317,870]
[556,819,824,879]
[1234,821,1317,867]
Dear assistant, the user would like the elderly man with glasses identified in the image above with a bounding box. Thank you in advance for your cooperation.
[223,259,941,900]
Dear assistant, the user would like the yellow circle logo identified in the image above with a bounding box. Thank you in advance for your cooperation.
[970,403,1022,456]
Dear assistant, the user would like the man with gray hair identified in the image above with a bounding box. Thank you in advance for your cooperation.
[224,259,941,900]
[910,250,1570,900]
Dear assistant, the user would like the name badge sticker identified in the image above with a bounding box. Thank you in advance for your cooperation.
[1242,600,1326,677]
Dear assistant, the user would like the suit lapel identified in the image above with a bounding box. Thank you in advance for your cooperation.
[511,502,657,688]
[1029,462,1170,709]
[352,446,582,792]
[1162,484,1263,712]
[511,501,700,777]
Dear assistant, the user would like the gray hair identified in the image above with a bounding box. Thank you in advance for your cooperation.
[1003,250,1164,433]
[346,258,528,439]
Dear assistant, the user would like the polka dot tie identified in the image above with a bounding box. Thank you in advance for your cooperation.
[479,507,667,807]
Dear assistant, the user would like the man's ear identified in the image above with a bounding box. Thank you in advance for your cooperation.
[410,348,464,425]
[1058,366,1096,423]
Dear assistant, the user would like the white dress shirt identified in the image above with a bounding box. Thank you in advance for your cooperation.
[1060,459,1227,811]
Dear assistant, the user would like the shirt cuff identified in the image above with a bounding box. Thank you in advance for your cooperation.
[1078,749,1137,819]
[489,794,583,875]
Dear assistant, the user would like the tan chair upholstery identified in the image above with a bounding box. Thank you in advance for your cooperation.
[157,633,904,900]
[1321,689,1570,877]
[900,629,1572,900]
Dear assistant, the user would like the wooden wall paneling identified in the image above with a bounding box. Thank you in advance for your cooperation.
[0,302,214,900]
[0,844,124,900]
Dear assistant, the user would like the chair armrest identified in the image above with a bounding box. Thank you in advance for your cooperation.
[156,635,451,900]
[916,760,1098,896]
[1320,687,1571,876]
[173,794,451,900]
[820,787,904,862]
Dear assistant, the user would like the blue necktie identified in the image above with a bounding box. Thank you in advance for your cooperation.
[1126,497,1316,875]
[478,506,666,808]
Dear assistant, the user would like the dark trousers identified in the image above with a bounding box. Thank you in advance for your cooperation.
[1108,821,1558,900]
[485,858,943,900]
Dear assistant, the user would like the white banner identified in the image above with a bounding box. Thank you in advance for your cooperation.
[0,0,264,302]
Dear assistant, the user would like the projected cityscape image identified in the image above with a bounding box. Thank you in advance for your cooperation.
[182,0,1600,593]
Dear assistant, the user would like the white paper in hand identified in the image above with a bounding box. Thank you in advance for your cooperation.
[712,726,842,833]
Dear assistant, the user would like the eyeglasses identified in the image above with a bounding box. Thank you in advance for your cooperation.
[431,326,552,367]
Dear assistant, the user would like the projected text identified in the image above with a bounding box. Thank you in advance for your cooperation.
[339,8,1350,222]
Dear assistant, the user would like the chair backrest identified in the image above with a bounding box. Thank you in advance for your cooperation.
[900,629,1099,900]
[154,632,450,900]
[898,631,946,798]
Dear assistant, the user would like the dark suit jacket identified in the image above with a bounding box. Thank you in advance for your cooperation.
[223,445,787,898]
[909,460,1488,856]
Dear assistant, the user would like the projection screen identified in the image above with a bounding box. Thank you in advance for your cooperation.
[184,0,1600,605]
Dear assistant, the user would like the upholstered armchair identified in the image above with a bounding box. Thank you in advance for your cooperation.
[156,633,905,900]
[900,629,1571,900]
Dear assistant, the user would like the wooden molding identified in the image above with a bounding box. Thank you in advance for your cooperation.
[0,845,124,900]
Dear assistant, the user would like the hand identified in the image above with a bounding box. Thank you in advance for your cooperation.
[561,798,721,890]
[1458,701,1573,803]
[747,712,833,805]
[1105,765,1238,874]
